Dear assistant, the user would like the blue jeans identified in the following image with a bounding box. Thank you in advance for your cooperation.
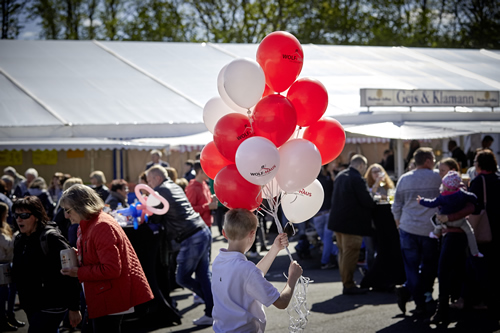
[399,229,439,306]
[27,310,66,333]
[312,212,338,264]
[176,226,213,317]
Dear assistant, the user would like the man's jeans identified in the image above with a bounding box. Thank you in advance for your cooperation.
[312,212,338,265]
[176,226,213,317]
[399,229,439,306]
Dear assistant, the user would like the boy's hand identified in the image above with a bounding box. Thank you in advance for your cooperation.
[288,260,303,282]
[416,195,422,203]
[273,233,289,251]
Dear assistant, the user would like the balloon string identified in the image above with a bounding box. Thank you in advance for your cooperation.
[247,109,254,134]
[295,126,302,139]
[262,182,310,332]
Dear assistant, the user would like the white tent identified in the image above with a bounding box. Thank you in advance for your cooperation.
[1,40,500,154]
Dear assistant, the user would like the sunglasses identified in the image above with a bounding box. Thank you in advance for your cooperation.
[64,207,73,214]
[14,212,32,220]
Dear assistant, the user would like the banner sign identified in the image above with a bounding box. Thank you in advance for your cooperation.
[0,150,22,165]
[32,150,58,165]
[360,89,499,107]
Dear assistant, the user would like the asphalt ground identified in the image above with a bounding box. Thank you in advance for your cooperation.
[12,224,500,333]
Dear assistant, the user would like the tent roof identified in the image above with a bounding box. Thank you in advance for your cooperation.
[0,137,168,151]
[1,40,499,148]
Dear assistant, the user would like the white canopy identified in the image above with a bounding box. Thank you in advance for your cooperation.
[1,40,499,150]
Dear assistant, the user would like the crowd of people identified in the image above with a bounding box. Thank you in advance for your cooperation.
[0,137,498,331]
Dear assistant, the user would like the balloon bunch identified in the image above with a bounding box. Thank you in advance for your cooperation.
[201,30,346,224]
[117,184,170,229]
[201,31,346,331]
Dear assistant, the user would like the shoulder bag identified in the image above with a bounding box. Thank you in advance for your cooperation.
[468,175,492,244]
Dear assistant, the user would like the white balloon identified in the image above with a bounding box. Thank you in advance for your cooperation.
[217,65,248,114]
[235,136,280,186]
[203,97,235,134]
[224,58,265,109]
[282,179,324,224]
[147,192,162,207]
[276,139,322,193]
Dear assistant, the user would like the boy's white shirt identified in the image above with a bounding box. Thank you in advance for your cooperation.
[212,248,280,333]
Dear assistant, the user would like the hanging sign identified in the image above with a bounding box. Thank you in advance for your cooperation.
[360,89,499,107]
[32,150,58,165]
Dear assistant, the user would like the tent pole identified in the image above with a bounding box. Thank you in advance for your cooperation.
[119,149,123,179]
[113,149,117,179]
[396,139,404,179]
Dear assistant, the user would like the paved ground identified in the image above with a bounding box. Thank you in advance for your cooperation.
[13,225,500,333]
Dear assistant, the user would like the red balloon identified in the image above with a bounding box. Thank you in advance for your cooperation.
[287,78,328,127]
[252,94,297,148]
[200,141,232,179]
[214,164,263,210]
[262,84,275,98]
[256,31,303,93]
[303,118,346,165]
[214,113,254,162]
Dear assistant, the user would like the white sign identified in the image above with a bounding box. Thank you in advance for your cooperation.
[360,89,499,107]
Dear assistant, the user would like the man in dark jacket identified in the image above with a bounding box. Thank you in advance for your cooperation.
[146,166,214,326]
[329,154,375,295]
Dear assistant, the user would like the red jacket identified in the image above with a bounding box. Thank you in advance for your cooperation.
[77,212,153,319]
[185,179,213,227]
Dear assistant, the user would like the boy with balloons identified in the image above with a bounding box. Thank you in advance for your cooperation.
[211,208,303,332]
[202,30,347,331]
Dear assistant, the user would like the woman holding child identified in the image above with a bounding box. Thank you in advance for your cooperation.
[467,150,500,315]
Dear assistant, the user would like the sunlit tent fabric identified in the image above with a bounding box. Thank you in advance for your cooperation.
[0,40,499,151]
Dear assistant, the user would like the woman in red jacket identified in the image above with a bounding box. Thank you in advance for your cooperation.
[60,184,153,333]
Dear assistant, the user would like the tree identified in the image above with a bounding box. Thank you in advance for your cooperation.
[1,0,26,39]
[123,0,188,41]
[455,0,500,48]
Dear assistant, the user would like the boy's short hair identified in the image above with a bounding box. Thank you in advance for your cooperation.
[224,209,258,241]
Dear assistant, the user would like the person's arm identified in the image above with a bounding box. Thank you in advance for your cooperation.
[418,195,440,208]
[63,223,123,281]
[256,233,288,275]
[68,310,82,328]
[353,177,375,209]
[273,261,303,309]
[391,181,404,222]
[437,201,475,223]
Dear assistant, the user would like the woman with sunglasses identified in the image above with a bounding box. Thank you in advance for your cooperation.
[59,184,153,333]
[11,196,81,332]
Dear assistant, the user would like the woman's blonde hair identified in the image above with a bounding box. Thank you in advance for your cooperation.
[89,171,106,185]
[364,163,394,190]
[224,209,258,241]
[62,177,84,191]
[60,184,104,220]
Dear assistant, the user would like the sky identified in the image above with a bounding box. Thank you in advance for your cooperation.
[18,13,40,39]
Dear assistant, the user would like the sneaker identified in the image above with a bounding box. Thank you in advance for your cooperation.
[396,286,411,314]
[193,315,213,326]
[321,262,337,270]
[193,294,205,305]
